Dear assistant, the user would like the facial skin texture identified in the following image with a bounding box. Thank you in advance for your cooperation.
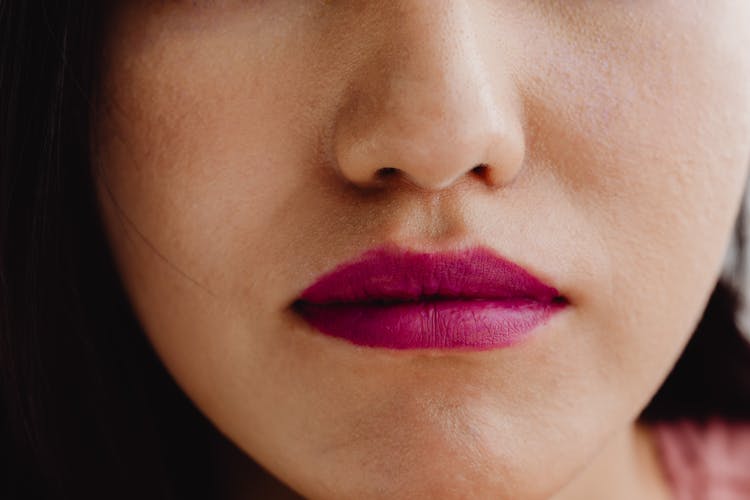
[93,1,750,498]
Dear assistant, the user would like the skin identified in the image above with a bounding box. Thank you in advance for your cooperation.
[92,1,750,498]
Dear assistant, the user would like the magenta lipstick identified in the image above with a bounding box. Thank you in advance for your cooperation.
[292,245,567,351]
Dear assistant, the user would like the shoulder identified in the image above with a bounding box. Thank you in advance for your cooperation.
[651,417,750,499]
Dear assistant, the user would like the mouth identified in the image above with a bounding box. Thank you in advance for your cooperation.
[291,245,568,351]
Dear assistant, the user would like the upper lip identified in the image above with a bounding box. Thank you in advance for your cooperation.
[293,245,565,306]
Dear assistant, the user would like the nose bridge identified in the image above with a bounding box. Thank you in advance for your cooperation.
[332,1,525,192]
[390,2,491,111]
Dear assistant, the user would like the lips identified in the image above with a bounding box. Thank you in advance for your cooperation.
[291,245,568,351]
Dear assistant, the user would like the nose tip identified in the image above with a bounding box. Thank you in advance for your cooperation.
[335,116,526,192]
[337,126,524,191]
[336,97,525,191]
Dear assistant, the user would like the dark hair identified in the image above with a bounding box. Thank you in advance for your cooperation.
[0,3,216,499]
[2,2,750,499]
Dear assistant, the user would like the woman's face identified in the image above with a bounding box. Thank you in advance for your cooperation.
[93,1,750,498]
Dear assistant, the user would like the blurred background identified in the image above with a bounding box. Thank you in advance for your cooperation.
[721,190,750,341]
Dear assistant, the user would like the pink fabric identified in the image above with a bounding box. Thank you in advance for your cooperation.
[651,418,750,500]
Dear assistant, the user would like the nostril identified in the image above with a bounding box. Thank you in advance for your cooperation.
[375,164,492,188]
[376,167,399,179]
[471,164,488,176]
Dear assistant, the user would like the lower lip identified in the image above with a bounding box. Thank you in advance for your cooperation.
[293,298,567,351]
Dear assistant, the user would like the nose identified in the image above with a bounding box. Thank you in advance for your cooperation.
[332,2,525,192]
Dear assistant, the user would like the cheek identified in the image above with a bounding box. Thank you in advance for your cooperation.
[527,2,750,401]
[92,13,323,294]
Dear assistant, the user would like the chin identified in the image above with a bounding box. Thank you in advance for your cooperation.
[284,418,573,500]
